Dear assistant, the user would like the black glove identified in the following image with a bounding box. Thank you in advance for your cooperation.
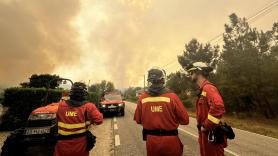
[221,122,235,140]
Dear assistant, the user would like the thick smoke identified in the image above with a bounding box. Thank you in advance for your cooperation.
[1,0,276,88]
[82,0,277,88]
[0,0,81,87]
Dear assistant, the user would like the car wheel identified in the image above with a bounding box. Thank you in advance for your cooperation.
[1,128,25,156]
[120,110,125,116]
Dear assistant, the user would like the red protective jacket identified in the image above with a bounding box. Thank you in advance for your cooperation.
[54,101,103,156]
[196,80,226,156]
[134,92,189,156]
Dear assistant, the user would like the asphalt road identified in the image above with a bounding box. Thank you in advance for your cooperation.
[1,102,278,156]
[113,101,278,156]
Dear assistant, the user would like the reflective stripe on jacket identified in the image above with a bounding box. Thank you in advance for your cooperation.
[57,101,103,136]
[196,80,225,130]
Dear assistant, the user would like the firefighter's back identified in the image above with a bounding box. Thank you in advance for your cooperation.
[134,68,189,156]
[54,82,103,156]
[55,101,90,156]
[140,92,186,130]
[135,91,189,156]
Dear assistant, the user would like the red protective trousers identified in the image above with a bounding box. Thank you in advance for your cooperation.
[196,80,226,156]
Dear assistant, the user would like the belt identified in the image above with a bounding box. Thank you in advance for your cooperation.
[58,131,87,140]
[197,125,202,131]
[143,129,178,136]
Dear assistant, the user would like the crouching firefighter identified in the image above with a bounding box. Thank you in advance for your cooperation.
[54,82,103,156]
[186,62,234,156]
[134,68,189,156]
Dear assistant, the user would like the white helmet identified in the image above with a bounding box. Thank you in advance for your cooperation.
[187,62,210,72]
[186,62,213,77]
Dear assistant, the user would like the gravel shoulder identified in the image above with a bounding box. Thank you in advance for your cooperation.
[90,118,114,156]
[0,118,114,156]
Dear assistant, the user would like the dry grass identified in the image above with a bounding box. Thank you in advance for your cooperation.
[187,110,278,139]
[223,115,278,139]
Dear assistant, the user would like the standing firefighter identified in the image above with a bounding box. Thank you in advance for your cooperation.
[134,68,189,156]
[54,82,103,156]
[187,62,226,156]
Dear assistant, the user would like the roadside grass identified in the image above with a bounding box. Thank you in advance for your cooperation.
[126,100,278,139]
[187,110,278,139]
[125,98,138,103]
[223,115,278,139]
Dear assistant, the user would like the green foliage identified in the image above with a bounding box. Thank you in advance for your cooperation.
[178,39,220,70]
[87,92,101,107]
[179,95,194,109]
[166,72,195,108]
[88,80,115,97]
[0,87,62,130]
[124,87,142,100]
[166,72,193,95]
[172,13,278,119]
[217,14,278,118]
[20,74,60,89]
[0,90,3,104]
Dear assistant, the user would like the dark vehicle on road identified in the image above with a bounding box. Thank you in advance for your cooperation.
[99,93,125,116]
[1,78,71,156]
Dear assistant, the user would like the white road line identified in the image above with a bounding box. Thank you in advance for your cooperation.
[178,128,198,138]
[113,117,117,122]
[115,134,121,146]
[188,117,278,141]
[114,123,118,130]
[178,128,240,156]
[225,149,240,156]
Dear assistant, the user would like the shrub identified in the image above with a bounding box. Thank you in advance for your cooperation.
[178,94,194,109]
[87,92,101,107]
[0,87,62,130]
[0,88,102,131]
[127,97,138,103]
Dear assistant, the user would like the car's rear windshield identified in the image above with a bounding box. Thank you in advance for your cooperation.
[104,94,122,100]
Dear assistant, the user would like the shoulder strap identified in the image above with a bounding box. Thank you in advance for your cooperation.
[84,103,91,128]
[84,106,88,121]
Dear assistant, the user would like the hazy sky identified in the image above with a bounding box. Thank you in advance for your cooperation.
[0,0,277,88]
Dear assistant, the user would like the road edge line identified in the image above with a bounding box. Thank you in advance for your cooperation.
[178,128,240,156]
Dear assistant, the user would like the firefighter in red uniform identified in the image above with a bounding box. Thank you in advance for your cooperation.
[186,62,226,156]
[54,82,103,156]
[134,68,189,156]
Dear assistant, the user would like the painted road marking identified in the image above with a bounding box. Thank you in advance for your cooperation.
[115,134,121,146]
[114,123,118,130]
[113,117,120,147]
[225,149,240,156]
[178,128,240,156]
[178,128,198,138]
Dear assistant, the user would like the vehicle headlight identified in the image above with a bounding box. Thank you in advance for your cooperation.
[118,103,123,107]
[28,113,56,120]
[102,104,106,108]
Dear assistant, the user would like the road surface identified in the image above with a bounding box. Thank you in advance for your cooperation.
[1,101,278,156]
[113,101,278,156]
